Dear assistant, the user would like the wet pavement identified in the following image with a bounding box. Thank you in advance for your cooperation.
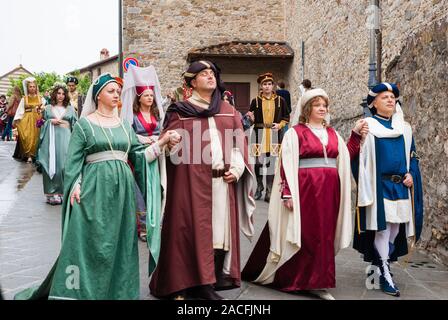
[1,141,448,300]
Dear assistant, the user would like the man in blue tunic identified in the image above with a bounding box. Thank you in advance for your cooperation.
[352,82,424,297]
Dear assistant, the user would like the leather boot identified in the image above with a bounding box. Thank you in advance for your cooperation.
[254,174,264,200]
[264,174,274,202]
[214,250,237,291]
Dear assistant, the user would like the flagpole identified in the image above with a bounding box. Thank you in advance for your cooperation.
[118,0,124,78]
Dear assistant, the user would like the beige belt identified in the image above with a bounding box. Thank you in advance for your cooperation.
[299,158,337,169]
[85,150,128,164]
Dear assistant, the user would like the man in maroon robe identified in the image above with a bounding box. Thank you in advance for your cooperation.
[149,60,256,300]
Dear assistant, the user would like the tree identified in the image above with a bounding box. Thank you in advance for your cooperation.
[8,72,91,97]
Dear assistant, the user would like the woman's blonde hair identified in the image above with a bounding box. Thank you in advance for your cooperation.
[299,96,329,125]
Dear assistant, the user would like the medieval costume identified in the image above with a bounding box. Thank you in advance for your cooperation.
[352,82,424,297]
[66,76,84,117]
[149,60,256,300]
[0,95,7,139]
[250,73,289,202]
[15,74,163,300]
[37,85,78,205]
[2,91,21,141]
[242,89,361,299]
[13,77,45,162]
[121,64,164,245]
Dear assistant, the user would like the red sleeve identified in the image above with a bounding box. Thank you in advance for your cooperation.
[346,130,362,161]
[280,162,292,198]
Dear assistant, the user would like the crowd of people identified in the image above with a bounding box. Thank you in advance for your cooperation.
[2,59,423,300]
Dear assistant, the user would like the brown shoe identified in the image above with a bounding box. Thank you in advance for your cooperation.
[171,290,188,300]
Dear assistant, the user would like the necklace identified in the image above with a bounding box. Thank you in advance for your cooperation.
[94,113,131,158]
[95,110,115,118]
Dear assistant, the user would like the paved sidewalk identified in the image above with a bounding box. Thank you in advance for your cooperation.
[1,141,447,300]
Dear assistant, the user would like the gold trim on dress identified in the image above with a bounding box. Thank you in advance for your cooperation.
[250,143,262,157]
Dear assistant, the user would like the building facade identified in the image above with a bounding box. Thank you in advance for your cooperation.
[0,65,33,96]
[75,49,119,81]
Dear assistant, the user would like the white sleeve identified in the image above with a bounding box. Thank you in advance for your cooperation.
[144,143,162,163]
[13,98,25,121]
[229,147,245,182]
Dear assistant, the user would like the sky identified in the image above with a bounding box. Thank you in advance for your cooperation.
[0,0,119,77]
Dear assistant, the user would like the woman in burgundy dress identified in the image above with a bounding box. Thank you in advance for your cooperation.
[242,88,369,300]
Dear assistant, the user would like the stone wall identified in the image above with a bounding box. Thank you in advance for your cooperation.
[123,0,286,93]
[386,17,448,265]
[285,0,448,138]
[285,0,370,131]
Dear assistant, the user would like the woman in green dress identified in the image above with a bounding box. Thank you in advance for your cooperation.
[15,73,180,300]
[37,83,77,205]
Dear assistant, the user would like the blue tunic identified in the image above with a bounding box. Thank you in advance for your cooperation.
[374,115,409,201]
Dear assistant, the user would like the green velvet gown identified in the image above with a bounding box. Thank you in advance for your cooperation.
[37,105,78,197]
[15,117,162,300]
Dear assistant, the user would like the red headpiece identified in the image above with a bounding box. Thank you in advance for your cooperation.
[136,85,154,96]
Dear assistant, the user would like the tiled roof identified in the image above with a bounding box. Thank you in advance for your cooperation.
[188,41,294,61]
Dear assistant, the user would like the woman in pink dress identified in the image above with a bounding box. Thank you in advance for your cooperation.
[242,88,369,300]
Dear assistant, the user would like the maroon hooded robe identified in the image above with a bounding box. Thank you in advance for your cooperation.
[149,100,254,298]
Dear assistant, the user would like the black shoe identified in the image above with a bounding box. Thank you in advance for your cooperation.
[214,277,238,291]
[190,285,224,300]
[254,189,263,200]
[264,194,270,202]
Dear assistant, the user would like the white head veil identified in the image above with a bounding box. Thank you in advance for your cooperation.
[120,64,164,125]
[22,77,38,96]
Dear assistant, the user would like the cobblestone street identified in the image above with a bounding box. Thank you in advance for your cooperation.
[1,141,448,300]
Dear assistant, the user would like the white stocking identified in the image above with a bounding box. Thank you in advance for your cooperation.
[389,223,400,244]
[374,226,390,261]
[374,223,398,287]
